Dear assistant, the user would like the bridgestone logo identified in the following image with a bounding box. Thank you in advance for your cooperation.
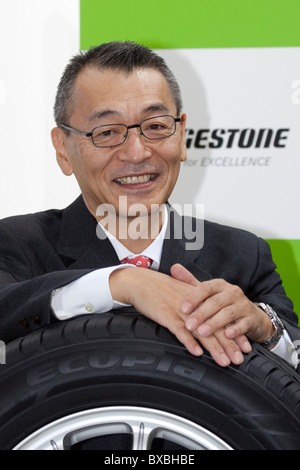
[185,128,290,149]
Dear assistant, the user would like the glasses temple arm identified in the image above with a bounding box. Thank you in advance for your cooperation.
[60,124,92,137]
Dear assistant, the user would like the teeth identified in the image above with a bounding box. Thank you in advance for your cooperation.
[114,174,156,185]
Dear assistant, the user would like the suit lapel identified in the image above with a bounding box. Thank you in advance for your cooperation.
[69,236,120,270]
[160,205,212,282]
[56,196,119,269]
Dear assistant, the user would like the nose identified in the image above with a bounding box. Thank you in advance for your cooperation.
[117,127,152,163]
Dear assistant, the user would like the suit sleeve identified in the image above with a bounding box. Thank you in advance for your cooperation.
[246,237,300,345]
[0,223,95,343]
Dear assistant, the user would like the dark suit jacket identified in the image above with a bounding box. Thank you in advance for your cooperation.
[0,195,299,354]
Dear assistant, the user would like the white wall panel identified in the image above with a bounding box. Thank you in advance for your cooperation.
[159,48,300,238]
[0,0,80,218]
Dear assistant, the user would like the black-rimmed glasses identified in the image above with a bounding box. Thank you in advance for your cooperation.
[60,115,181,148]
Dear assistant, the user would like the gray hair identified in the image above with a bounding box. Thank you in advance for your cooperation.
[54,41,183,127]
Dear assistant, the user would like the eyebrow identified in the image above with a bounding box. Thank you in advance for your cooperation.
[143,103,170,114]
[88,109,119,123]
[87,103,171,124]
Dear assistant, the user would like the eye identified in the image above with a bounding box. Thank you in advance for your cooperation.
[99,129,116,137]
[148,122,167,130]
[92,124,127,147]
[141,117,174,139]
[94,126,122,138]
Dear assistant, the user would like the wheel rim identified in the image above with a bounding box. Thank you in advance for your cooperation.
[13,406,232,450]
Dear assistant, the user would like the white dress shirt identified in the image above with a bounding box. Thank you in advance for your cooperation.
[51,205,295,367]
[51,205,168,320]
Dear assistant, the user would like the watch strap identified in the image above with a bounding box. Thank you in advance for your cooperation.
[254,302,285,349]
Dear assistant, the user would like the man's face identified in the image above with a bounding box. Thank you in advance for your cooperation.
[52,67,187,218]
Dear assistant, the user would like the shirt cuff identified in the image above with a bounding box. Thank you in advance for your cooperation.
[271,329,296,368]
[51,265,133,321]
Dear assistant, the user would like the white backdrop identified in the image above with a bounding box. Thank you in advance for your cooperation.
[0,0,80,219]
[163,48,300,239]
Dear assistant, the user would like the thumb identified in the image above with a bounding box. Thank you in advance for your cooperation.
[170,263,199,287]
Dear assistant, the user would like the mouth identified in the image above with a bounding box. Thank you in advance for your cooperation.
[113,174,157,185]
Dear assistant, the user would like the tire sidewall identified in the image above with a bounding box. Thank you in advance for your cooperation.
[1,314,300,450]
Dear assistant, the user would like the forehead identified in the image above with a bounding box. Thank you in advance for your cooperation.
[70,67,176,123]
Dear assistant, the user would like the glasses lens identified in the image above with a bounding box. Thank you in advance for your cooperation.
[141,116,176,140]
[92,124,127,147]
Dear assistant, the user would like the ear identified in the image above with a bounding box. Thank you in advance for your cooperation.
[51,127,74,176]
[179,113,187,163]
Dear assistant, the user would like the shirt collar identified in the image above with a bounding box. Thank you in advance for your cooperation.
[98,205,168,271]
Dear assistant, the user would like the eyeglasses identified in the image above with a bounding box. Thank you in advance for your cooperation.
[60,115,181,148]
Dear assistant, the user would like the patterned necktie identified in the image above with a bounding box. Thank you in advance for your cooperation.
[121,255,153,269]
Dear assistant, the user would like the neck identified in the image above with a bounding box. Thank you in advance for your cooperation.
[98,205,165,253]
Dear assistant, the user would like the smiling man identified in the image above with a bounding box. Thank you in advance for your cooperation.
[52,65,186,250]
[0,41,299,369]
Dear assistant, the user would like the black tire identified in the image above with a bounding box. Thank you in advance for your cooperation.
[1,312,300,450]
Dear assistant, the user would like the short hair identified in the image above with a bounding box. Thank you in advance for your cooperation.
[54,41,183,127]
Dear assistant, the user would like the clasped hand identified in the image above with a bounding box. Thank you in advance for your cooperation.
[110,263,272,367]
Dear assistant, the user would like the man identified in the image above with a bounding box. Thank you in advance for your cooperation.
[0,41,299,369]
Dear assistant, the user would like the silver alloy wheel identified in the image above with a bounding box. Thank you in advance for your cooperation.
[13,406,232,450]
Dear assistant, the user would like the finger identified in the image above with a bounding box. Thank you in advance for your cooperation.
[220,321,252,354]
[225,318,250,339]
[170,264,202,315]
[181,279,226,315]
[197,329,248,367]
[234,334,252,353]
[169,319,204,357]
[214,330,245,365]
[170,264,199,288]
[185,290,233,332]
[197,334,231,367]
[196,304,240,337]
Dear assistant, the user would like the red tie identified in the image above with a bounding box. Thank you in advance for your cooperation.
[121,255,153,268]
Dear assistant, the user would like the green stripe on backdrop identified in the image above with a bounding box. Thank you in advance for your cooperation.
[267,240,300,322]
[80,0,300,49]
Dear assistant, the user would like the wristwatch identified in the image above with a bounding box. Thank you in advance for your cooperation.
[254,302,285,349]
